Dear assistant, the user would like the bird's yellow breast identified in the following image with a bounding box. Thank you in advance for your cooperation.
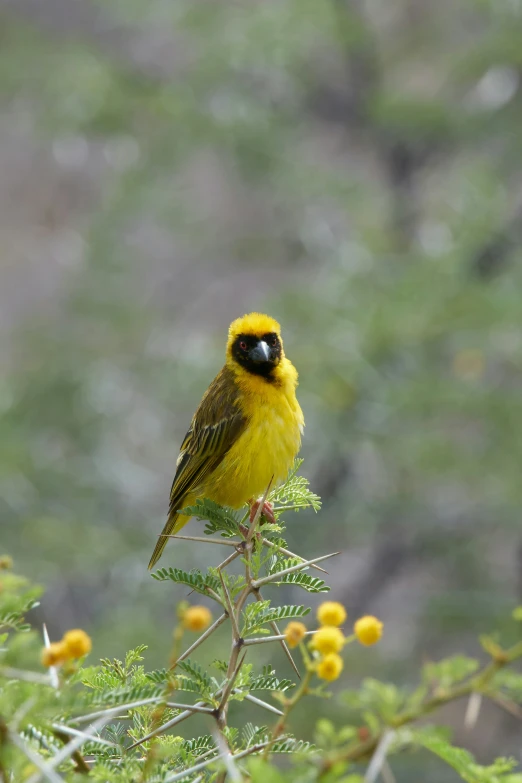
[203,361,303,508]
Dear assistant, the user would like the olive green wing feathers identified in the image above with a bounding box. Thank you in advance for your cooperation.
[148,367,246,569]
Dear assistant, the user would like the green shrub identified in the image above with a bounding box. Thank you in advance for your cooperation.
[2,464,522,782]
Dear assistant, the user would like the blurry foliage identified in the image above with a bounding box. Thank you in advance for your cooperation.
[2,0,522,777]
[3,497,522,782]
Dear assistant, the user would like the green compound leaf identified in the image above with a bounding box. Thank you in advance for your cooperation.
[276,571,329,593]
[146,666,213,697]
[271,737,316,754]
[180,499,241,538]
[269,460,321,513]
[401,727,520,782]
[150,567,220,597]
[177,659,215,693]
[241,601,311,636]
[181,735,216,756]
[248,673,295,693]
[423,655,479,688]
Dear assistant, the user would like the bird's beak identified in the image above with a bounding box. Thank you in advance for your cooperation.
[250,340,271,363]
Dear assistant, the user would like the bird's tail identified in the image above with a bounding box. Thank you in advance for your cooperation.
[148,512,190,570]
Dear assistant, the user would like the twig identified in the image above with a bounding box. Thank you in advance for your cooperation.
[0,667,51,685]
[74,697,162,723]
[251,552,339,589]
[165,703,215,715]
[364,729,395,783]
[216,549,242,572]
[174,612,228,667]
[252,588,300,679]
[264,668,314,759]
[262,539,328,574]
[214,481,275,783]
[26,717,112,783]
[10,731,64,783]
[464,692,482,730]
[128,702,209,749]
[163,534,238,547]
[50,724,116,749]
[268,620,300,679]
[381,760,397,783]
[319,639,522,776]
[43,625,59,690]
[213,731,242,783]
[217,651,247,718]
[218,569,240,641]
[243,693,284,716]
[163,738,288,783]
[11,698,36,731]
[243,630,317,646]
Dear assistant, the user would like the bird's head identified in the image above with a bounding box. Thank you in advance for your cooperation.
[227,313,284,379]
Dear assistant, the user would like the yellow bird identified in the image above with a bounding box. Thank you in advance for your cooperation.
[148,312,304,569]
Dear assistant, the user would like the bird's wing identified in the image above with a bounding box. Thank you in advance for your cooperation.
[168,366,246,515]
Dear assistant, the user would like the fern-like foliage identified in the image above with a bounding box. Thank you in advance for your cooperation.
[181,498,242,538]
[266,557,329,593]
[151,566,221,597]
[241,600,311,636]
[177,659,217,696]
[423,655,479,688]
[272,737,316,754]
[78,683,165,708]
[278,572,329,593]
[269,459,321,513]
[242,722,269,747]
[146,662,219,701]
[5,464,519,783]
[0,585,41,633]
[399,727,521,783]
[144,668,172,685]
[181,735,216,755]
[248,672,294,693]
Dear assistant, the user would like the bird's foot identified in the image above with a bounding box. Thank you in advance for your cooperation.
[249,499,276,526]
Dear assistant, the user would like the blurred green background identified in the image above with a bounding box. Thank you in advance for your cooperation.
[2,0,522,777]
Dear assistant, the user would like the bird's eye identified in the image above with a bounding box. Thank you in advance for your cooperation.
[239,341,247,351]
[269,336,278,347]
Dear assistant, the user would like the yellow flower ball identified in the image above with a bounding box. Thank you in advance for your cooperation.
[0,555,13,570]
[183,605,212,632]
[62,629,92,658]
[311,626,345,655]
[41,641,68,667]
[317,653,344,682]
[317,601,347,627]
[284,621,307,649]
[354,616,383,646]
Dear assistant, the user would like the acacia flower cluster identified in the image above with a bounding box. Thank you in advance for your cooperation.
[284,620,307,648]
[182,604,213,632]
[313,601,347,682]
[0,554,13,570]
[284,601,384,684]
[41,629,92,668]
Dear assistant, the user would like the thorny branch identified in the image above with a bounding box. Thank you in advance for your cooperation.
[317,639,522,779]
[4,467,522,783]
[126,477,334,782]
[2,471,333,783]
